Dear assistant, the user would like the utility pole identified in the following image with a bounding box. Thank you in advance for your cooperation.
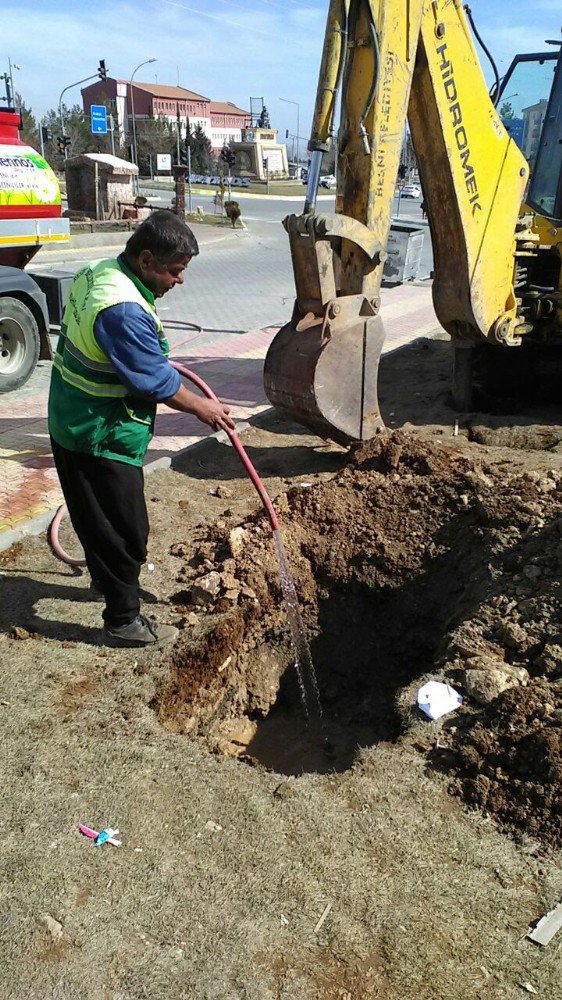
[187,145,193,213]
[109,114,116,156]
[130,58,157,191]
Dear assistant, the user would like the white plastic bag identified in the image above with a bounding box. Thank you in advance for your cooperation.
[417,681,462,721]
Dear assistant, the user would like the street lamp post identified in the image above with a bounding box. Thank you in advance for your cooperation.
[130,58,156,189]
[279,97,300,166]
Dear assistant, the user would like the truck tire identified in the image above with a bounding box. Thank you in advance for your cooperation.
[0,296,41,393]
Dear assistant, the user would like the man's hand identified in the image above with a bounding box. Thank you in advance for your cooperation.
[191,396,235,432]
[164,382,235,431]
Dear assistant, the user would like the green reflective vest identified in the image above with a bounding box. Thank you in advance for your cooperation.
[48,258,170,466]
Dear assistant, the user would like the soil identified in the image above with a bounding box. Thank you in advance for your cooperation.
[2,336,562,999]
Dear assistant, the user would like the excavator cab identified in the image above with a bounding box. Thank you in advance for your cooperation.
[264,0,562,442]
[497,47,562,223]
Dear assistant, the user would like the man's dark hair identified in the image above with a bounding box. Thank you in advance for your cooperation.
[125,210,199,263]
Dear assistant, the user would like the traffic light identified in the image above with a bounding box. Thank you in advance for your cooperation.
[285,129,289,139]
[98,59,107,81]
[41,126,52,143]
[220,146,236,168]
[57,136,71,155]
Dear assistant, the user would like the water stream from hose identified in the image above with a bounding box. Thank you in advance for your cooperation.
[272,528,323,721]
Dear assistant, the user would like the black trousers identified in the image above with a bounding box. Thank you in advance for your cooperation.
[51,439,149,628]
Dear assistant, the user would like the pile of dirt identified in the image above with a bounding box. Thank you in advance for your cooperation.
[153,431,562,847]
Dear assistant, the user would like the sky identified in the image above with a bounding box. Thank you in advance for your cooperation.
[2,0,561,150]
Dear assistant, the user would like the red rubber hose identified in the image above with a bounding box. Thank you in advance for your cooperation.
[49,501,87,567]
[49,361,279,566]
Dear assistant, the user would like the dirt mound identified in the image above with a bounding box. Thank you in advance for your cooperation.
[449,680,562,847]
[154,431,562,848]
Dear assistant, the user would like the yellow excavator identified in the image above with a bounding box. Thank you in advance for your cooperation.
[264,0,562,443]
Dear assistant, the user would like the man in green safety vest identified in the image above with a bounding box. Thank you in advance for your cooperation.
[48,210,234,648]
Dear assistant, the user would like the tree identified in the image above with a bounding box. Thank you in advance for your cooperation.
[180,117,193,167]
[135,116,175,174]
[257,105,271,128]
[14,93,38,149]
[190,124,215,174]
[38,102,114,166]
[499,101,515,120]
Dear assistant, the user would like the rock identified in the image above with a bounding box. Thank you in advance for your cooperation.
[220,572,240,592]
[191,571,221,605]
[464,653,506,672]
[229,527,247,559]
[169,543,189,557]
[241,586,257,601]
[462,662,529,705]
[10,625,30,640]
[274,780,297,801]
[496,621,533,655]
[224,590,240,605]
[523,565,542,581]
[41,914,64,940]
[216,717,256,747]
[464,655,529,683]
[534,644,562,676]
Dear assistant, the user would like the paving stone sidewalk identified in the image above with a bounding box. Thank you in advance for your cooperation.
[0,272,441,551]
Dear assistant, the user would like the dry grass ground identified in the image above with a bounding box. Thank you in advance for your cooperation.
[1,339,562,999]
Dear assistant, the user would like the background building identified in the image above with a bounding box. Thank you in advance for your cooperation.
[521,99,548,165]
[81,79,250,153]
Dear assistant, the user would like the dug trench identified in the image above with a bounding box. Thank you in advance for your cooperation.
[153,431,562,849]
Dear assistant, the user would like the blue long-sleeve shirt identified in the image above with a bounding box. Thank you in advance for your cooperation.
[94,302,181,402]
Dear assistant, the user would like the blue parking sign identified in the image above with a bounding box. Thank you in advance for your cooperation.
[90,105,108,135]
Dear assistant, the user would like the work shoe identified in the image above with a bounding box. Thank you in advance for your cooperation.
[102,615,179,648]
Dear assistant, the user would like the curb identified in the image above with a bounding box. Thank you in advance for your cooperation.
[0,420,255,555]
[143,183,334,203]
[36,226,244,257]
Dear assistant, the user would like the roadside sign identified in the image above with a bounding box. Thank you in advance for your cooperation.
[90,105,107,135]
[157,153,172,172]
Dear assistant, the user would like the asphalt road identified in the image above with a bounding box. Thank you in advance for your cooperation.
[139,185,433,278]
[38,191,432,340]
[141,184,428,225]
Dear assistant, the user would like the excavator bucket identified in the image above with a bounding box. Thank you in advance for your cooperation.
[264,212,386,445]
[264,296,385,446]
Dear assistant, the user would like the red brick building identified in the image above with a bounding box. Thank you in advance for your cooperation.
[82,79,250,152]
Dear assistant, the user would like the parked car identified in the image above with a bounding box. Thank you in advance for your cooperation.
[401,183,421,198]
[239,178,250,187]
[319,174,337,189]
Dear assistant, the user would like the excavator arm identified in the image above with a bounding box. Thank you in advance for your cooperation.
[264,0,529,442]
